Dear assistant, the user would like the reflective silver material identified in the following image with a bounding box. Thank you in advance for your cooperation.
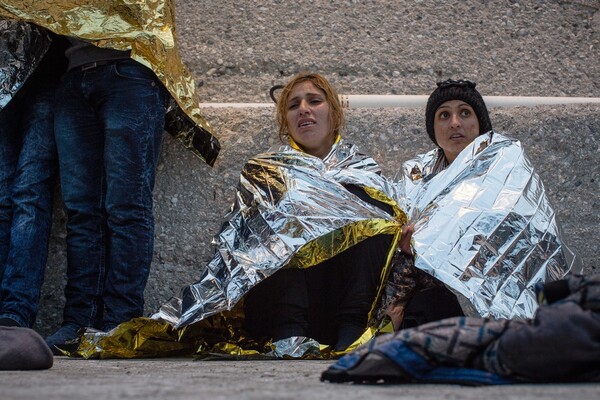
[0,20,50,110]
[396,132,582,319]
[153,139,402,328]
[269,337,322,359]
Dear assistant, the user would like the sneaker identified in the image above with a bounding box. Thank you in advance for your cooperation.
[45,323,82,355]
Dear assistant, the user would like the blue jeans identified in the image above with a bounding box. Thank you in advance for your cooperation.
[54,59,167,330]
[0,80,58,328]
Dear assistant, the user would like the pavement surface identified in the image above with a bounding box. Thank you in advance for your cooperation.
[2,357,600,400]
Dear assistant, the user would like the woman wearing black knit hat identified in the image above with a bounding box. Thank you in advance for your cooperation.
[425,79,493,165]
[377,78,580,331]
[377,79,491,330]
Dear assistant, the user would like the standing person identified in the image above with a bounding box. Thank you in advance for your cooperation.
[0,21,67,329]
[379,79,580,329]
[0,1,221,353]
[44,39,170,350]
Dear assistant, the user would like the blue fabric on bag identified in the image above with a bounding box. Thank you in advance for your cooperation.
[328,350,364,371]
[377,340,512,385]
[328,339,512,385]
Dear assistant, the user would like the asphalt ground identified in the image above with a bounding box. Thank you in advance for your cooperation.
[2,357,600,400]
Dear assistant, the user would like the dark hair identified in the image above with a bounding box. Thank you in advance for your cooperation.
[275,72,344,143]
[425,79,493,145]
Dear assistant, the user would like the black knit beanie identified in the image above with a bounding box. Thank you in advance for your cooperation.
[425,79,493,146]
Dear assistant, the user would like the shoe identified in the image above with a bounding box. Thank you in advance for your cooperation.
[45,323,82,356]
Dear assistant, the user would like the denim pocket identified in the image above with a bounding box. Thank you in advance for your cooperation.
[113,60,157,83]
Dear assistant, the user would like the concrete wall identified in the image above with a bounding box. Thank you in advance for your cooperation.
[35,103,600,335]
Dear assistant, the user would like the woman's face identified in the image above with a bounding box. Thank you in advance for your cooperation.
[285,81,333,159]
[433,100,480,164]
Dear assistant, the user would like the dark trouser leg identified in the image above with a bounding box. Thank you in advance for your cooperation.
[244,268,309,341]
[99,60,166,328]
[401,284,464,330]
[54,70,106,329]
[0,95,21,279]
[305,234,394,349]
[331,234,393,349]
[0,82,57,328]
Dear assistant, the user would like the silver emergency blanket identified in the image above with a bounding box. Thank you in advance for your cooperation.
[155,139,403,328]
[0,20,50,110]
[396,132,582,319]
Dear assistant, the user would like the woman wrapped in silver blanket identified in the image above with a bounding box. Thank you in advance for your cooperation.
[379,79,581,330]
[240,72,400,351]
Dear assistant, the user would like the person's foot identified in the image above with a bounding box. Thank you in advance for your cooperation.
[0,317,22,327]
[45,323,82,356]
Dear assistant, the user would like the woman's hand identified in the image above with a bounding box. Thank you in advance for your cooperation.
[399,223,415,256]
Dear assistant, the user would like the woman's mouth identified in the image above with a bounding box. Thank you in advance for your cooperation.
[298,119,315,128]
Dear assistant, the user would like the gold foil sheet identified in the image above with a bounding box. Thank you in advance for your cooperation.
[0,0,219,165]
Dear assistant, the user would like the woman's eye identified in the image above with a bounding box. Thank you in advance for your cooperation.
[288,103,298,110]
[461,109,472,117]
[439,111,449,119]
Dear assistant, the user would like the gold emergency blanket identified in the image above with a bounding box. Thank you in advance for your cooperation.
[396,132,582,319]
[0,0,220,165]
[74,140,405,358]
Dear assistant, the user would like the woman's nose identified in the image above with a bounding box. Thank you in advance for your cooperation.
[298,99,310,114]
[450,113,461,128]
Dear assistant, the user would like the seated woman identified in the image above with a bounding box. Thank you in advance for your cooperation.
[241,73,398,350]
[73,72,406,358]
[380,79,582,330]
